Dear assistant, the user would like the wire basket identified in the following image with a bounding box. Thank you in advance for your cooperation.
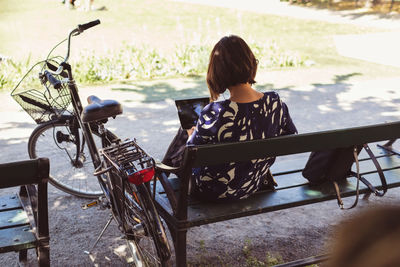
[100,139,155,184]
[11,57,72,124]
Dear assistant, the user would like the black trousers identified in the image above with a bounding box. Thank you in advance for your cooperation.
[162,127,188,167]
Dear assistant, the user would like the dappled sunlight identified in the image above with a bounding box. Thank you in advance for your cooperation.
[0,131,30,144]
[50,195,79,211]
[88,251,112,265]
[163,119,180,126]
[52,199,62,209]
[294,85,315,92]
[165,127,180,134]
[336,78,400,112]
[317,104,335,113]
[113,243,130,261]
[0,94,35,146]
[125,114,138,121]
[143,102,171,110]
[0,123,31,137]
[278,74,400,133]
[1,72,400,266]
[111,77,208,103]
[382,110,400,117]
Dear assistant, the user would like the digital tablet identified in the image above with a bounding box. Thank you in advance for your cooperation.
[175,97,210,130]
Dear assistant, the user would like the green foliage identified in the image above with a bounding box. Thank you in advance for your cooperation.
[0,58,32,91]
[1,40,305,90]
[242,239,284,267]
[0,74,7,88]
[71,39,305,83]
[4,0,393,92]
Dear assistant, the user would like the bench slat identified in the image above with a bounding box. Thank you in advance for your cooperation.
[0,225,36,253]
[275,156,400,189]
[190,121,400,167]
[0,195,22,212]
[0,209,30,230]
[178,168,400,227]
[270,143,395,175]
[155,150,400,193]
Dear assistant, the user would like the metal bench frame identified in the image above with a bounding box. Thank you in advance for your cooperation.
[0,158,50,267]
[154,121,400,266]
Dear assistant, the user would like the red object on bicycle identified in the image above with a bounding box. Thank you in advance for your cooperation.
[128,167,155,185]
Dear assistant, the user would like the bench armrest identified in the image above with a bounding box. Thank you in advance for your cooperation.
[155,162,181,174]
[155,162,180,214]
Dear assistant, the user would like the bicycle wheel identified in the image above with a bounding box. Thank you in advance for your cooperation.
[123,182,171,266]
[28,120,106,198]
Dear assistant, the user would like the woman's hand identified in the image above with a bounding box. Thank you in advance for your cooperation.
[186,126,196,138]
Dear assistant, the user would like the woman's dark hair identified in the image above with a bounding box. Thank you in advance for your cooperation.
[206,35,258,101]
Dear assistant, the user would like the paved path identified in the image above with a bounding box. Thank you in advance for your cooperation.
[1,73,400,265]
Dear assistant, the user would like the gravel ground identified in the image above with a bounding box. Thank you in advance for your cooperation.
[1,73,400,266]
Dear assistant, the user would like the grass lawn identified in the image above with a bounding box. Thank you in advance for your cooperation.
[1,0,399,91]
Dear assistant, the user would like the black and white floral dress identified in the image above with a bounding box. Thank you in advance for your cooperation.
[187,91,297,201]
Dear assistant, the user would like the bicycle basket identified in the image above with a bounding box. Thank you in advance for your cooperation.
[11,57,72,124]
[100,139,155,185]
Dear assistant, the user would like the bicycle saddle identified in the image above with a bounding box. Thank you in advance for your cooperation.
[81,95,122,123]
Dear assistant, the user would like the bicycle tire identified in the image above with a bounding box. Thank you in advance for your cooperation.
[28,120,114,198]
[118,178,172,266]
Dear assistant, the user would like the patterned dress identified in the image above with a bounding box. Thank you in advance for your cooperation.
[187,91,297,201]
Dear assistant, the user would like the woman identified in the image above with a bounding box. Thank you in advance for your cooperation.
[163,35,297,201]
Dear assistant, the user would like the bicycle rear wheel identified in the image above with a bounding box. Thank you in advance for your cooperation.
[99,139,172,265]
[28,120,106,198]
[106,172,171,265]
[121,181,171,266]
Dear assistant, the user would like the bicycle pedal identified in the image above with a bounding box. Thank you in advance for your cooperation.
[81,200,100,210]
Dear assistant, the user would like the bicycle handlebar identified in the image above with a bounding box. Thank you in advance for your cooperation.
[49,19,101,76]
[78,20,100,33]
[46,61,68,78]
[44,70,62,89]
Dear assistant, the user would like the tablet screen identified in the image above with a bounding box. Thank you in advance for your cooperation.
[175,97,210,130]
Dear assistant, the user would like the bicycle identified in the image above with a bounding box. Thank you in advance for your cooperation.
[11,20,172,266]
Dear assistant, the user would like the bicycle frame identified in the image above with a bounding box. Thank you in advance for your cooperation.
[39,20,172,265]
[64,64,103,169]
[45,22,112,194]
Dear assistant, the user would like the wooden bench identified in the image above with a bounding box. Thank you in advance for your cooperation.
[0,158,50,267]
[153,121,400,266]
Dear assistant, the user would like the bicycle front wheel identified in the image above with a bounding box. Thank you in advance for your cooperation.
[28,120,104,198]
[124,183,171,266]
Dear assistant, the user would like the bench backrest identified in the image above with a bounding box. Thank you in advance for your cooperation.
[172,121,400,219]
[187,121,400,167]
[0,158,49,189]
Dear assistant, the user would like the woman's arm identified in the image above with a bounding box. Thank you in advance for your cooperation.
[187,103,220,145]
[186,126,196,138]
[281,101,298,135]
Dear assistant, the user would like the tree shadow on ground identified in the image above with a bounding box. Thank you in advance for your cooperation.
[107,71,400,161]
[277,72,400,133]
[112,78,209,103]
[1,72,400,266]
